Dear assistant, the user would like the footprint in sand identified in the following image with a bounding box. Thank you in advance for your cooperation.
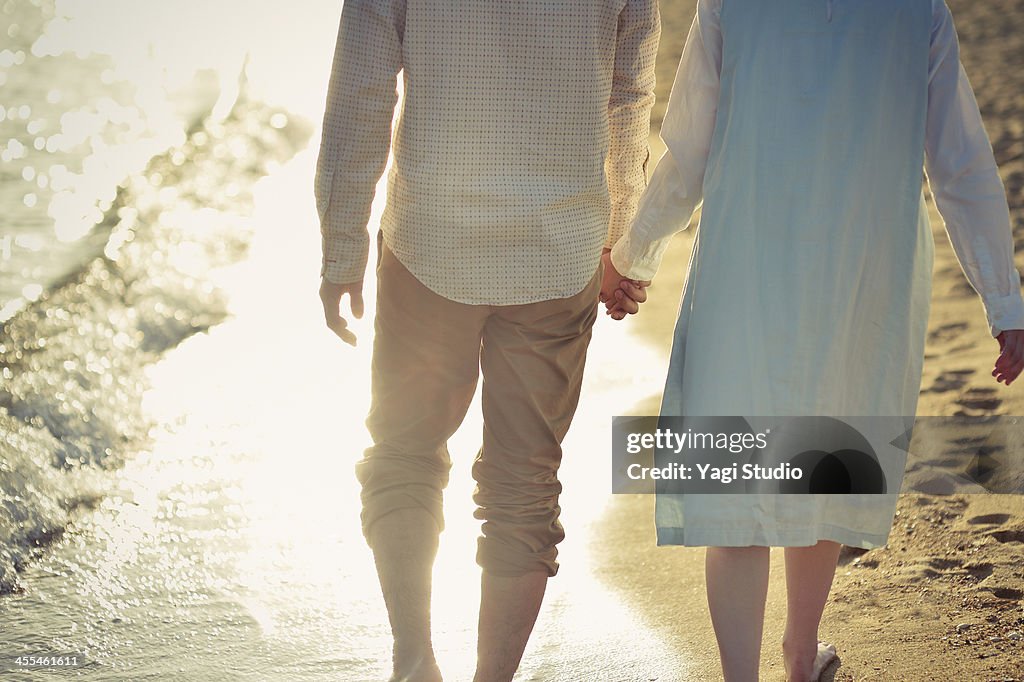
[987,586,1024,601]
[953,434,988,447]
[897,559,953,580]
[954,388,1004,416]
[950,278,980,298]
[963,561,995,581]
[928,321,969,344]
[909,557,1005,593]
[923,368,975,393]
[987,527,1024,544]
[935,263,966,282]
[923,557,997,579]
[928,557,962,570]
[967,515,1024,601]
[967,513,1012,525]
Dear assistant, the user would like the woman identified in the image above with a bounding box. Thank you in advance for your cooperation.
[605,0,1024,680]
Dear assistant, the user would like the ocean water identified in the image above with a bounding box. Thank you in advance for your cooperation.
[0,0,313,594]
[0,1,693,679]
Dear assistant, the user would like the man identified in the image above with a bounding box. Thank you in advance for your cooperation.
[315,2,656,680]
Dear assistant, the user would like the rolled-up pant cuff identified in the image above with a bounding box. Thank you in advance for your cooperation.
[476,535,561,577]
[355,445,450,541]
[359,486,445,541]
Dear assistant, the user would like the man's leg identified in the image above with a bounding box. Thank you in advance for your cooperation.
[369,510,443,682]
[475,571,548,682]
[357,243,488,682]
[471,267,601,682]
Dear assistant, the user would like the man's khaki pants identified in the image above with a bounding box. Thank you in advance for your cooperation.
[355,241,601,577]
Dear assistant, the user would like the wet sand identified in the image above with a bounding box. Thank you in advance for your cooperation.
[593,1,1024,679]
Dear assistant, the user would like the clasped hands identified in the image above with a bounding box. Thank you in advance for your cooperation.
[600,249,651,321]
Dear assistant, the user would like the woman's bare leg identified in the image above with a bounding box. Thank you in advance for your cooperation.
[782,541,841,681]
[705,546,771,682]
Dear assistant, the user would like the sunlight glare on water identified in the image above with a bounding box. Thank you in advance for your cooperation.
[40,0,346,121]
[0,0,343,317]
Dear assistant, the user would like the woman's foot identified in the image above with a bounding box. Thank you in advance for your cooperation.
[783,639,837,682]
[809,642,838,680]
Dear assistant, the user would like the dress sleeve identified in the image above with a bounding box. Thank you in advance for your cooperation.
[923,0,1024,337]
[315,0,403,284]
[609,0,722,282]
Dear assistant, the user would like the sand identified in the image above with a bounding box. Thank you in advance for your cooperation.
[593,1,1024,679]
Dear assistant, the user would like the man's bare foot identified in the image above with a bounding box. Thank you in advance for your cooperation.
[390,651,443,682]
[783,640,838,682]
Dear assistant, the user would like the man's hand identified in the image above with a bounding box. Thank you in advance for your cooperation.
[320,278,364,346]
[993,329,1024,385]
[600,250,651,321]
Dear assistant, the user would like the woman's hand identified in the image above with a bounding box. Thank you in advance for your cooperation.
[993,329,1024,385]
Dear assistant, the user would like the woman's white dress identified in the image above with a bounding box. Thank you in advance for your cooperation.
[610,0,1024,548]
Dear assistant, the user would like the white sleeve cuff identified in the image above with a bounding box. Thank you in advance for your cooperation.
[984,288,1024,337]
[609,224,675,282]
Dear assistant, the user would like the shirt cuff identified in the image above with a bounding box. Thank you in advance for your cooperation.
[983,289,1024,337]
[609,224,673,282]
[321,239,369,284]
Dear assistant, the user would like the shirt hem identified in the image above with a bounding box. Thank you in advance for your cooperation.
[382,232,603,307]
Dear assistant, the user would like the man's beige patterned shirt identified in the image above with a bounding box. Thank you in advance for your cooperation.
[315,0,659,304]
